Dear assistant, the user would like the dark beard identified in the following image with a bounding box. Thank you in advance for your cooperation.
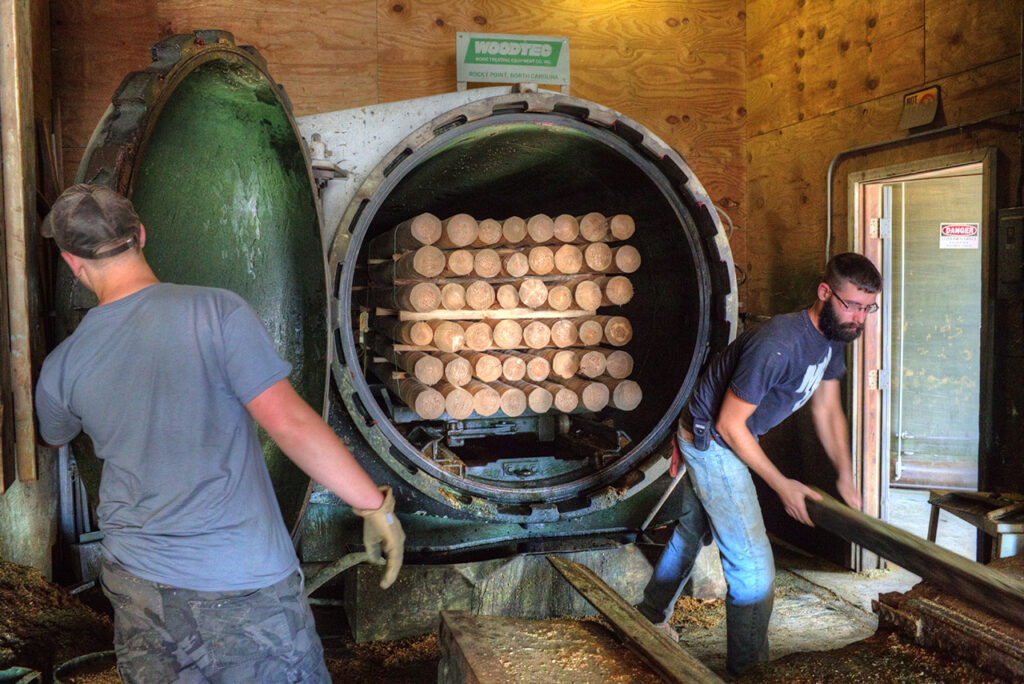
[820,297,864,343]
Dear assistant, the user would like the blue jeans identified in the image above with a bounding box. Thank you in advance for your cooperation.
[638,433,775,677]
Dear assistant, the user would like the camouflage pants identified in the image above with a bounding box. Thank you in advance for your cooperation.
[100,560,330,683]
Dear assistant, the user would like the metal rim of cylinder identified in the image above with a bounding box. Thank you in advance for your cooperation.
[329,91,738,521]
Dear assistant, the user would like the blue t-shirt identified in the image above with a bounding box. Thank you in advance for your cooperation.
[35,283,296,591]
[687,310,846,443]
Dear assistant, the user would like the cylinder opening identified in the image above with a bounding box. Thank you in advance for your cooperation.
[338,110,720,506]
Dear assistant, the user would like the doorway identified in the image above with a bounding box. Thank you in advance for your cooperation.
[850,149,997,568]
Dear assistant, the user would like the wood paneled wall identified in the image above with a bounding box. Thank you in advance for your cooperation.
[746,0,1022,314]
[49,0,748,271]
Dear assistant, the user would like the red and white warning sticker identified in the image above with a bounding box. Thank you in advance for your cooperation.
[939,222,979,249]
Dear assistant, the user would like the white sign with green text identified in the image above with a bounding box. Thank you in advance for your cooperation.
[456,32,570,87]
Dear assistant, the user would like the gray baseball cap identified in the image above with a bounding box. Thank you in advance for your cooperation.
[41,184,141,259]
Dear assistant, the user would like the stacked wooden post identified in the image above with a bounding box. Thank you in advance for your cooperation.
[367,211,643,419]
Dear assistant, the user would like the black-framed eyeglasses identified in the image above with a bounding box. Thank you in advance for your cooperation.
[829,288,879,314]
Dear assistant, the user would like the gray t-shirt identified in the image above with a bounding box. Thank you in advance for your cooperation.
[35,283,297,591]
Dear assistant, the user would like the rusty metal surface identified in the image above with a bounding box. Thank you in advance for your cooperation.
[438,610,661,684]
[547,554,721,683]
[0,0,37,484]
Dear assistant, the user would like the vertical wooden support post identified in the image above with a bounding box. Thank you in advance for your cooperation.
[0,0,38,483]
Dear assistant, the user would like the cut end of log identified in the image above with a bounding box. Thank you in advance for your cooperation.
[525,356,551,382]
[554,244,583,274]
[550,319,578,348]
[498,385,528,417]
[522,321,552,349]
[526,214,555,243]
[441,283,467,310]
[467,381,501,416]
[609,214,635,240]
[580,382,611,412]
[465,280,496,310]
[447,249,474,276]
[442,384,475,419]
[610,379,642,410]
[413,387,446,420]
[552,386,579,413]
[526,386,553,413]
[469,353,503,383]
[412,354,444,386]
[441,213,479,248]
[578,350,608,378]
[491,319,524,348]
[547,285,572,311]
[462,321,493,351]
[503,252,530,278]
[502,216,527,244]
[553,214,580,242]
[548,349,579,378]
[528,246,554,275]
[604,276,634,306]
[500,354,527,382]
[441,354,472,387]
[579,212,609,242]
[573,280,602,311]
[412,245,446,278]
[578,320,604,346]
[584,242,612,272]
[473,249,502,278]
[604,316,633,346]
[518,278,549,309]
[605,350,634,379]
[407,320,434,347]
[409,282,442,312]
[410,212,443,245]
[432,321,466,352]
[476,218,502,246]
[496,284,520,309]
[613,245,641,273]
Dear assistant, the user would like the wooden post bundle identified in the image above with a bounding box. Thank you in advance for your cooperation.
[370,245,445,281]
[553,214,580,242]
[371,338,444,386]
[601,349,634,379]
[806,489,1024,632]
[577,349,608,379]
[583,242,612,272]
[376,318,433,346]
[474,218,502,247]
[473,248,502,278]
[435,380,475,419]
[445,249,474,277]
[549,319,579,348]
[502,251,530,278]
[609,214,635,240]
[522,320,552,349]
[518,278,549,309]
[600,377,643,410]
[539,348,578,379]
[538,379,579,413]
[367,213,442,259]
[429,320,467,352]
[375,363,445,420]
[460,351,503,383]
[491,381,528,417]
[510,380,554,414]
[488,319,524,349]
[464,280,496,310]
[437,352,472,387]
[440,283,466,310]
[553,244,583,274]
[460,321,493,351]
[372,282,441,313]
[555,376,610,412]
[526,214,555,244]
[578,319,604,346]
[502,216,527,244]
[611,245,642,273]
[494,352,527,382]
[507,350,550,382]
[436,213,478,249]
[496,284,520,309]
[464,379,501,416]
[528,246,554,275]
[546,285,573,311]
[578,212,609,242]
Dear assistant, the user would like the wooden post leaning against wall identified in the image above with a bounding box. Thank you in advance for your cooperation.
[1,0,37,484]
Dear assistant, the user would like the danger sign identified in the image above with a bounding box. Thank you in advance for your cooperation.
[939,222,979,249]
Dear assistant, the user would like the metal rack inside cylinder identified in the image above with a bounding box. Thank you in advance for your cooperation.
[332,93,737,516]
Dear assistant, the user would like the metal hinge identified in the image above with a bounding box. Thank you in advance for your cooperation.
[868,368,890,391]
[869,217,892,239]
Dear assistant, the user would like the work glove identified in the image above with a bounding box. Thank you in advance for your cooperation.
[353,486,405,588]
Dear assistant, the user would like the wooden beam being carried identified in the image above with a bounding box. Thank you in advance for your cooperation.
[547,555,722,684]
[806,489,1024,631]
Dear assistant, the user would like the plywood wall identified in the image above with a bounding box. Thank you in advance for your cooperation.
[745,0,1022,313]
[49,0,748,271]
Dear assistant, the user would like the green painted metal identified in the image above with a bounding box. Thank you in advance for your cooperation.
[58,32,325,533]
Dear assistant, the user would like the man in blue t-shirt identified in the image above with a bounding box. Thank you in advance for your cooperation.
[35,185,405,683]
[638,252,881,677]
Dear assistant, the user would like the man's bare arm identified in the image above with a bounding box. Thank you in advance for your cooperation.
[246,379,384,511]
[809,378,862,510]
[716,389,821,526]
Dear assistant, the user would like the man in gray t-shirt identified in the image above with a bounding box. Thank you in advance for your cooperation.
[35,184,404,683]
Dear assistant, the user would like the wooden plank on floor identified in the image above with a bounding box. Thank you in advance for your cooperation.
[807,489,1024,630]
[546,554,721,683]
